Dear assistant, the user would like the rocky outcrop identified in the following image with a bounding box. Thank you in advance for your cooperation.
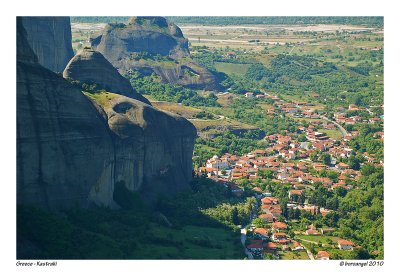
[63,47,151,105]
[17,17,197,210]
[17,18,116,210]
[21,16,74,72]
[91,16,216,90]
[86,92,196,201]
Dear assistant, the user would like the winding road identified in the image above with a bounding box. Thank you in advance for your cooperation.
[320,115,348,137]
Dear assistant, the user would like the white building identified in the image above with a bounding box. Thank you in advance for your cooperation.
[206,155,230,170]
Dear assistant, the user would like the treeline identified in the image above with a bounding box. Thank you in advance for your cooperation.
[268,164,384,259]
[70,17,383,27]
[125,73,220,107]
[167,16,383,27]
[244,54,383,107]
[17,177,247,259]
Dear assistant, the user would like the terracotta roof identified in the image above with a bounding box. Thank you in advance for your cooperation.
[338,239,354,246]
[247,239,264,249]
[265,242,278,250]
[259,213,273,219]
[254,228,268,236]
[272,222,287,229]
[317,251,330,258]
[290,190,304,195]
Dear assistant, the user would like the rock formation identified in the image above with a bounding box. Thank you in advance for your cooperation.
[17,17,116,210]
[17,17,197,210]
[21,16,74,72]
[85,91,196,201]
[91,16,216,90]
[63,46,151,105]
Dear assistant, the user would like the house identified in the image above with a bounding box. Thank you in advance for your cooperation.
[264,242,278,254]
[369,117,380,124]
[254,228,269,239]
[272,222,287,232]
[336,162,350,170]
[258,213,274,223]
[288,189,304,201]
[320,228,335,235]
[305,229,321,235]
[348,104,359,111]
[316,250,330,260]
[338,239,355,250]
[272,232,287,241]
[292,241,304,251]
[226,51,236,58]
[261,197,279,205]
[246,239,264,253]
[245,92,254,98]
[206,155,230,170]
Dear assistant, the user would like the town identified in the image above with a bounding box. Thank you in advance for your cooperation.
[197,91,384,260]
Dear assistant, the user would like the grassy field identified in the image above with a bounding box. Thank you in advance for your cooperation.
[296,234,340,245]
[318,128,343,140]
[190,118,256,131]
[146,224,243,259]
[83,91,118,108]
[280,250,310,260]
[151,101,202,119]
[214,62,251,76]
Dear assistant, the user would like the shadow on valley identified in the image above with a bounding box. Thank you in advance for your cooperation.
[17,177,248,259]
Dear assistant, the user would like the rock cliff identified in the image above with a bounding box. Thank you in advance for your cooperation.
[63,46,151,105]
[91,16,216,90]
[21,16,74,72]
[17,18,116,210]
[17,17,197,210]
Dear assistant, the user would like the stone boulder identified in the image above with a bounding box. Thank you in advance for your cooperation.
[63,47,151,105]
[91,16,216,90]
[21,16,74,72]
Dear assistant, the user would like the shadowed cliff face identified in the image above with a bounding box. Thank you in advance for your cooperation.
[17,18,116,210]
[21,17,74,72]
[86,92,196,202]
[91,16,216,90]
[17,17,197,210]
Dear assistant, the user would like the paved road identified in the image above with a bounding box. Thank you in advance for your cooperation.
[239,197,259,260]
[302,243,315,260]
[240,228,254,259]
[320,115,348,137]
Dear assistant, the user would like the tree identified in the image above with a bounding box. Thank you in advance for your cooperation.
[252,218,266,228]
[231,207,240,225]
[310,151,319,162]
[320,153,331,166]
[347,156,361,170]
[298,134,307,142]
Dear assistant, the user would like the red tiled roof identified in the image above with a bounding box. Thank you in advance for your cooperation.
[265,242,277,250]
[338,239,354,246]
[317,251,330,258]
[254,228,268,236]
[272,222,287,229]
[247,239,264,249]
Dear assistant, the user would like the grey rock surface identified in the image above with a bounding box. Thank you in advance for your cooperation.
[17,18,116,210]
[63,47,151,104]
[17,17,197,210]
[91,17,216,90]
[21,16,74,72]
